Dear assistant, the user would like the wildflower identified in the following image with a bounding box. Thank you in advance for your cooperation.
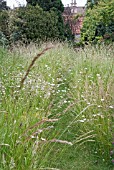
[109,106,114,109]
[78,118,87,123]
[112,159,114,164]
[64,100,67,103]
[97,105,102,108]
[50,84,55,87]
[96,74,100,77]
[45,64,48,68]
[14,120,16,124]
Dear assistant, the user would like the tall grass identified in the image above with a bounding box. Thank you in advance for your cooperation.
[0,43,114,169]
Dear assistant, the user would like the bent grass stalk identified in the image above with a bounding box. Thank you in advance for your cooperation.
[20,46,53,89]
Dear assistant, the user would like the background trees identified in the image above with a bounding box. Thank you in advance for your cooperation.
[81,0,114,43]
[26,0,65,41]
[0,0,114,45]
[11,5,64,43]
[0,1,9,46]
[0,0,9,10]
[0,0,73,44]
[26,0,64,12]
[0,0,9,36]
[86,0,99,9]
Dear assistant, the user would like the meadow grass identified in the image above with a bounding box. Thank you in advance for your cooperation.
[0,43,114,169]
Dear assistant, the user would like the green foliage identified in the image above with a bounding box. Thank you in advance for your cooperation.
[73,13,83,21]
[0,0,9,10]
[52,9,65,40]
[26,0,65,42]
[0,10,9,46]
[10,6,65,43]
[64,23,74,41]
[0,10,9,36]
[26,0,64,12]
[0,31,8,47]
[81,0,114,43]
[86,0,99,9]
[0,1,73,44]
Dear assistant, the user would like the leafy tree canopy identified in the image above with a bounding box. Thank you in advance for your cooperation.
[0,0,10,10]
[86,0,99,9]
[81,0,114,43]
[26,0,66,41]
[0,10,9,37]
[26,0,64,12]
[10,5,65,43]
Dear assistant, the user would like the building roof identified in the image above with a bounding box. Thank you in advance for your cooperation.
[63,6,85,16]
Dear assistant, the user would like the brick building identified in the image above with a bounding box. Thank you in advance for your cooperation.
[63,0,85,39]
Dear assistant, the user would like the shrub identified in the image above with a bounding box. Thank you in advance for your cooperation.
[0,10,9,37]
[11,6,65,43]
[81,0,114,43]
[0,31,9,47]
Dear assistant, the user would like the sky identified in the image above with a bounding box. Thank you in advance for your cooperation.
[6,0,87,9]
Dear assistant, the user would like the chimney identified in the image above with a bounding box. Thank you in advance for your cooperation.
[71,0,73,6]
[74,0,77,6]
[71,0,77,7]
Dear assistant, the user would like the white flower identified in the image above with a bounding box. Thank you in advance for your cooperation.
[78,118,87,123]
[98,105,102,108]
[96,74,100,77]
[109,106,114,109]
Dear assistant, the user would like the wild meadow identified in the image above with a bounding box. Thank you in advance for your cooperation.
[0,43,114,170]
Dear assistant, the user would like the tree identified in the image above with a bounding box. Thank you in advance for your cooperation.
[81,0,114,43]
[86,0,99,9]
[10,5,65,43]
[26,0,64,12]
[26,0,65,41]
[64,23,74,41]
[0,7,9,46]
[0,0,10,10]
[0,8,10,41]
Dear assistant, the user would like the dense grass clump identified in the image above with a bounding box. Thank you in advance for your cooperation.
[0,43,114,169]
